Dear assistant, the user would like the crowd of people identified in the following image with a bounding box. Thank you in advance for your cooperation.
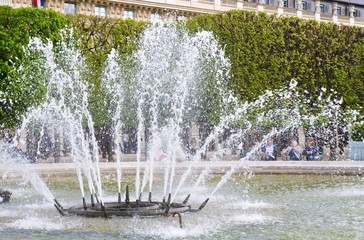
[261,137,321,161]
[2,126,329,163]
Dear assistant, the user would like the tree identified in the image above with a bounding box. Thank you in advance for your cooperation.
[0,7,68,127]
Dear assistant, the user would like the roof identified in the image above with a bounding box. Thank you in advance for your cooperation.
[333,0,364,6]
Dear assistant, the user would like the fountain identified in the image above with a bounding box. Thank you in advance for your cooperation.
[0,21,363,238]
[1,23,234,226]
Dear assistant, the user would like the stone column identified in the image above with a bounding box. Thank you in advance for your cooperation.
[349,5,355,26]
[332,1,338,23]
[296,0,302,18]
[237,0,243,9]
[277,0,284,16]
[257,0,264,11]
[314,0,320,21]
[214,0,221,7]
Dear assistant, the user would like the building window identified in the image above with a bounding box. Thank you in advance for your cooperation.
[283,0,288,8]
[264,0,269,4]
[0,0,12,6]
[320,4,326,13]
[64,3,76,14]
[353,10,360,18]
[124,9,135,20]
[336,7,341,15]
[95,6,107,17]
[302,1,307,10]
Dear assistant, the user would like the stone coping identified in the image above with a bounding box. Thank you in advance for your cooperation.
[1,160,364,178]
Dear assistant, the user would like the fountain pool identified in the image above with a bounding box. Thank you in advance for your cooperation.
[0,174,363,239]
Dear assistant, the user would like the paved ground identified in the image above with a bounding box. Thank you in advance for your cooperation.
[1,153,364,178]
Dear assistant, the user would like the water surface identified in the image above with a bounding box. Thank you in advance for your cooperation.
[1,174,363,239]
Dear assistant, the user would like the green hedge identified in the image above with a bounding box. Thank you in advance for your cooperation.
[1,7,363,129]
[352,123,364,141]
[186,10,364,112]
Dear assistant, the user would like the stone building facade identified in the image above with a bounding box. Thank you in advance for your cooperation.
[1,0,364,26]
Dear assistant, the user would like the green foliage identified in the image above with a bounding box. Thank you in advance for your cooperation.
[186,10,364,118]
[0,7,68,127]
[2,7,364,131]
[187,11,288,102]
[352,123,364,141]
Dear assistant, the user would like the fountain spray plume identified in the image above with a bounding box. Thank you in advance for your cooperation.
[174,80,302,200]
[0,141,56,203]
[13,33,104,203]
[171,93,248,201]
[206,81,361,197]
[192,127,248,190]
[133,23,192,199]
[298,87,362,160]
[195,81,303,197]
[102,49,126,196]
[123,22,232,203]
[210,126,291,197]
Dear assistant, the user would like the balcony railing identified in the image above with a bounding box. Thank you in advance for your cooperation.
[198,0,214,3]
[302,12,315,20]
[354,18,364,27]
[221,0,236,7]
[242,2,257,10]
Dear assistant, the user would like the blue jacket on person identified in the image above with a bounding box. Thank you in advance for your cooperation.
[302,145,319,161]
[288,148,300,160]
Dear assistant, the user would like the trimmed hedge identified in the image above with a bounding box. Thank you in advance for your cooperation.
[186,10,364,112]
[1,7,363,129]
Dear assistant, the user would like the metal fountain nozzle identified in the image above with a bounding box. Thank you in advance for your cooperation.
[125,186,130,204]
[54,198,63,209]
[91,193,95,207]
[198,198,209,211]
[182,194,190,204]
[148,192,152,203]
[82,197,87,210]
[167,193,171,206]
[118,192,121,204]
[164,193,172,214]
[54,199,65,216]
[189,198,210,212]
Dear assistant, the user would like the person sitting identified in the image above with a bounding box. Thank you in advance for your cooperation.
[10,143,36,163]
[302,137,319,161]
[122,133,129,154]
[283,139,301,161]
[261,138,278,161]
